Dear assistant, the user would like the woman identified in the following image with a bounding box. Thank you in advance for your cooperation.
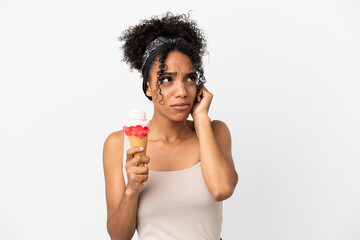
[103,12,238,240]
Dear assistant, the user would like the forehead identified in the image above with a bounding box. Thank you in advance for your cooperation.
[154,50,195,72]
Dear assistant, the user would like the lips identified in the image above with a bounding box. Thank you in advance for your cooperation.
[170,102,191,110]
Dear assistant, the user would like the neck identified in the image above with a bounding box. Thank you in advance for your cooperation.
[148,112,193,143]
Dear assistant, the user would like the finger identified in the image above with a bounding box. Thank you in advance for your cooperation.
[126,155,150,169]
[202,86,213,95]
[126,166,149,176]
[133,166,149,175]
[139,155,150,164]
[136,156,151,167]
[127,173,144,184]
[126,147,144,161]
[142,174,149,182]
[129,173,148,184]
[137,174,149,182]
[201,86,213,100]
[133,155,150,166]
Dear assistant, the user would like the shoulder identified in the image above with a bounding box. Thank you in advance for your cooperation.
[211,120,232,145]
[211,120,229,131]
[104,130,124,147]
[188,119,231,140]
[103,130,125,165]
[102,130,125,190]
[211,120,231,135]
[186,119,231,134]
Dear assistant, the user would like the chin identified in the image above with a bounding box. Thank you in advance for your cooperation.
[169,111,191,122]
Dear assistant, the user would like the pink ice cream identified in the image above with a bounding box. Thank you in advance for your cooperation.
[123,108,150,138]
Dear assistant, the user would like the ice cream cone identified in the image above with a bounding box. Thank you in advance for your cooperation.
[123,108,150,167]
[128,135,148,166]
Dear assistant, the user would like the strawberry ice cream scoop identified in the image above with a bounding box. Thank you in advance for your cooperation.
[123,108,150,138]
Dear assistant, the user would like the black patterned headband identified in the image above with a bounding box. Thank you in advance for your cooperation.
[141,36,185,100]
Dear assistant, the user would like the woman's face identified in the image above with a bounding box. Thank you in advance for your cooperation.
[146,50,198,122]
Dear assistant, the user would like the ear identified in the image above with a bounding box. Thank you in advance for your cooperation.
[145,81,152,97]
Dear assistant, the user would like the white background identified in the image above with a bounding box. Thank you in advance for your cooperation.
[1,0,359,239]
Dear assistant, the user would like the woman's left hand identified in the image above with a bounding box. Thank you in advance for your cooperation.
[191,85,213,121]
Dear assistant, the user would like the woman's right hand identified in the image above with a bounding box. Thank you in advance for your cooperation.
[125,147,150,195]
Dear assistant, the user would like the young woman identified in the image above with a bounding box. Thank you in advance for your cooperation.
[103,12,238,240]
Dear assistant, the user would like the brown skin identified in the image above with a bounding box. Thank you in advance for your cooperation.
[103,50,238,240]
[144,50,200,171]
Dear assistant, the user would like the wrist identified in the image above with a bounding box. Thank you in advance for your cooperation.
[194,114,210,124]
[194,115,211,129]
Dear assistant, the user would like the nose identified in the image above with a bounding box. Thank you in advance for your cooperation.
[175,80,187,98]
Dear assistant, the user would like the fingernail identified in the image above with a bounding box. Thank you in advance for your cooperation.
[139,147,144,150]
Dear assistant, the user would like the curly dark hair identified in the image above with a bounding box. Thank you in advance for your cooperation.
[119,12,207,102]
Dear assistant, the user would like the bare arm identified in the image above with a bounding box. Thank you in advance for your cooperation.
[195,117,238,201]
[103,131,150,240]
[192,86,238,201]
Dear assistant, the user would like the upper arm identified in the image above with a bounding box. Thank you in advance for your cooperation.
[211,120,235,170]
[103,130,126,222]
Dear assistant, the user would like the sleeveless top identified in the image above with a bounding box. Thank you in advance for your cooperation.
[123,135,223,240]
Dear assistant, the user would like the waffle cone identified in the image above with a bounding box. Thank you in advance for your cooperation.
[128,135,148,167]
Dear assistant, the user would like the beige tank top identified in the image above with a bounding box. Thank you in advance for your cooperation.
[123,135,223,239]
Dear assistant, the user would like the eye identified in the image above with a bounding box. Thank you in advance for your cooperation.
[187,76,197,82]
[161,77,172,83]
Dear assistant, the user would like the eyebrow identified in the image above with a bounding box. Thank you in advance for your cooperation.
[163,72,196,76]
